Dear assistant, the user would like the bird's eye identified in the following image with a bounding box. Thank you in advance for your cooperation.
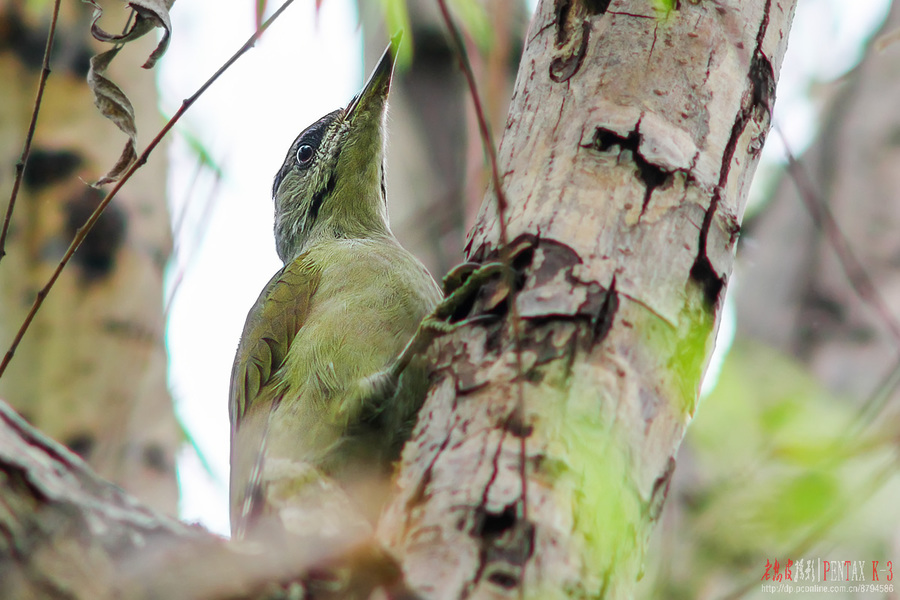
[296,144,314,165]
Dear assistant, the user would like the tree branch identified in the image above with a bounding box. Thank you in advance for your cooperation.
[0,0,295,380]
[0,0,62,262]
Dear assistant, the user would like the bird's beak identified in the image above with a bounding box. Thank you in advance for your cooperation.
[346,32,401,120]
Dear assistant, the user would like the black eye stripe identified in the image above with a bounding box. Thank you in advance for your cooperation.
[272,109,341,198]
[308,173,336,225]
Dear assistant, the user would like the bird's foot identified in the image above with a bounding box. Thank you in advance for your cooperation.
[381,261,513,384]
[434,261,510,321]
[379,239,539,390]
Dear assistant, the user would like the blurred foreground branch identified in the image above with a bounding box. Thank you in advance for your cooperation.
[0,399,408,599]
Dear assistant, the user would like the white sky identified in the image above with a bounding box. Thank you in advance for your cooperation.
[159,0,891,536]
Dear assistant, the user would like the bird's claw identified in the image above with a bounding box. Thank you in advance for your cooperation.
[441,262,481,296]
[434,261,511,321]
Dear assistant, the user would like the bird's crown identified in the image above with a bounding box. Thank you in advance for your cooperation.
[271,43,398,264]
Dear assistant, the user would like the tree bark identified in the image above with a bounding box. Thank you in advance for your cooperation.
[642,6,900,596]
[1,400,390,600]
[0,400,196,599]
[378,0,795,598]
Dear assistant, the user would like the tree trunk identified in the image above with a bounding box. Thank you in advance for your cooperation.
[0,0,178,513]
[0,0,799,597]
[642,5,900,596]
[378,0,795,598]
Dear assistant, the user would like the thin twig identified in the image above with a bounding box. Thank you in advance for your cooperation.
[776,125,900,347]
[714,129,900,600]
[0,0,296,379]
[0,0,63,262]
[434,0,530,576]
[852,356,900,435]
[435,0,511,252]
[170,156,208,248]
[165,169,223,319]
[776,125,900,435]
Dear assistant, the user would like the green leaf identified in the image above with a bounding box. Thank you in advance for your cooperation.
[766,471,838,532]
[255,0,268,30]
[653,0,677,18]
[382,0,413,69]
[450,0,493,53]
[690,341,850,471]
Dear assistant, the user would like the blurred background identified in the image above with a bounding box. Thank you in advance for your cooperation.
[1,0,898,597]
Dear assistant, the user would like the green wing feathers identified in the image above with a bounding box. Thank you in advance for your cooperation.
[229,258,321,428]
[228,256,321,534]
[228,239,441,536]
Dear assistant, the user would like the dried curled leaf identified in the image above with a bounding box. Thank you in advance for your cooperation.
[87,0,175,69]
[83,0,175,184]
[87,47,138,186]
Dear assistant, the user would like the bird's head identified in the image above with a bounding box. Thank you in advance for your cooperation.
[272,37,399,263]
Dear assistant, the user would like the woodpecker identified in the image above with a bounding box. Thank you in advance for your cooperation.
[229,38,442,539]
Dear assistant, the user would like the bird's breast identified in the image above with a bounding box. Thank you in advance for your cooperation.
[276,236,440,424]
